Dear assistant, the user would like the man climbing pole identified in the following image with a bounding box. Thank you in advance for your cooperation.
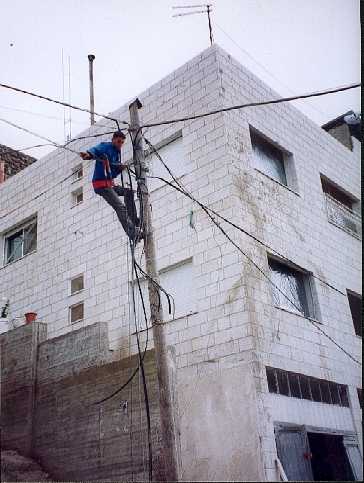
[79,131,142,242]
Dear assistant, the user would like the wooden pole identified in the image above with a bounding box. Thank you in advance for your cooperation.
[129,98,180,482]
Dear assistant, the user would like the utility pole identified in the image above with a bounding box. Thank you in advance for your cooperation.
[129,99,180,482]
[88,54,96,125]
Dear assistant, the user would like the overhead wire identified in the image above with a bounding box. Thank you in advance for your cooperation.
[144,137,361,366]
[0,81,129,126]
[140,83,360,128]
[143,136,347,297]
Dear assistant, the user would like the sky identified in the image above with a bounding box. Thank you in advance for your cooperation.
[0,0,361,159]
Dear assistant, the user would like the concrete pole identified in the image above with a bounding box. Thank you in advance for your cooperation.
[129,99,180,482]
[88,54,95,126]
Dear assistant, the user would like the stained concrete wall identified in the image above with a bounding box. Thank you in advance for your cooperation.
[1,322,164,482]
[0,322,46,455]
[178,362,263,481]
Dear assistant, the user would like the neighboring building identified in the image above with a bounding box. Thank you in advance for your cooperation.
[0,45,362,481]
[322,110,362,152]
[0,144,36,183]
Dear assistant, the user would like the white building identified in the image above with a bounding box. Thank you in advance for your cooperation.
[0,45,362,481]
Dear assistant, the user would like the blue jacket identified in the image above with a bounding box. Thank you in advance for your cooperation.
[88,142,122,190]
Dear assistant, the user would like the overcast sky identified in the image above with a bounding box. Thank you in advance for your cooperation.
[0,0,361,158]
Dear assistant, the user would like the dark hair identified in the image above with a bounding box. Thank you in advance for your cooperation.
[112,131,126,140]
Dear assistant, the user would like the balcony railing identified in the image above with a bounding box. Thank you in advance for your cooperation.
[325,193,362,239]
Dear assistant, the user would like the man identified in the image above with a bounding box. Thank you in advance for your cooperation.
[80,131,141,241]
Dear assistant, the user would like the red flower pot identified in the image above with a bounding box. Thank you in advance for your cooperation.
[24,312,37,324]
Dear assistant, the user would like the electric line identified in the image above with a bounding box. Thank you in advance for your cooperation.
[141,83,360,128]
[0,103,112,129]
[145,139,361,366]
[0,81,129,126]
[143,136,346,297]
[0,117,78,153]
[214,22,329,120]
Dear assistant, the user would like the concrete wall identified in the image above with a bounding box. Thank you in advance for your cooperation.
[0,322,46,455]
[217,46,362,479]
[1,322,164,482]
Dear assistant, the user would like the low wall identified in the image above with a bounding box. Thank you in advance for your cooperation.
[1,322,163,482]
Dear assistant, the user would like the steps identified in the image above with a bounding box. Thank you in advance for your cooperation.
[1,449,53,482]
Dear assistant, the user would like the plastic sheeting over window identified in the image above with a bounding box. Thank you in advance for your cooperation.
[268,257,311,317]
[251,130,287,185]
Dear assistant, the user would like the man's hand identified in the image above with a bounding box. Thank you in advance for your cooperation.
[79,152,92,160]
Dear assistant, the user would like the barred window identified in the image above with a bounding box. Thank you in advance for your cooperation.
[266,367,349,407]
[250,128,287,185]
[268,257,314,318]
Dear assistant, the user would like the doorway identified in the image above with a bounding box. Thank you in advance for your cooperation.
[307,432,354,481]
[275,424,362,481]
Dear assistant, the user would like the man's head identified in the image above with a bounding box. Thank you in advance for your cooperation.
[112,131,126,150]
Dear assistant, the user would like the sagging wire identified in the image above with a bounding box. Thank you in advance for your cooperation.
[0,81,129,125]
[144,138,362,366]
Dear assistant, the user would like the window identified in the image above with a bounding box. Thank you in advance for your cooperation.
[266,367,349,407]
[146,132,185,192]
[4,217,37,264]
[72,164,83,182]
[71,275,84,295]
[357,388,362,409]
[250,128,287,185]
[69,302,84,323]
[321,175,361,238]
[347,290,362,337]
[268,257,314,318]
[132,258,195,330]
[71,187,83,206]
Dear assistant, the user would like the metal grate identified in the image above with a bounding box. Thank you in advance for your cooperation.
[266,366,350,407]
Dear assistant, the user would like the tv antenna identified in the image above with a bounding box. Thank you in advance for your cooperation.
[172,4,214,46]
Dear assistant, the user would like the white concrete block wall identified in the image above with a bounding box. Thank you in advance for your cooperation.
[0,45,361,481]
[215,46,362,479]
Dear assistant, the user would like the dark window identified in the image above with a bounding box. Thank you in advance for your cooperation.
[4,218,37,264]
[300,375,312,400]
[277,370,289,396]
[268,257,312,317]
[347,291,362,337]
[266,367,349,407]
[329,382,341,405]
[338,385,349,407]
[250,129,287,185]
[288,372,301,398]
[70,302,84,323]
[71,275,84,295]
[320,380,332,404]
[357,388,362,409]
[266,366,278,393]
[310,378,322,402]
[321,176,355,210]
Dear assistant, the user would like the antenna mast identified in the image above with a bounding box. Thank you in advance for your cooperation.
[172,4,214,46]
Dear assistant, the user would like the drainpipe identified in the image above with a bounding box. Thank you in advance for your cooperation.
[88,54,95,126]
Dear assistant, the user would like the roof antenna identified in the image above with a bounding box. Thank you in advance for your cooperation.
[172,4,214,46]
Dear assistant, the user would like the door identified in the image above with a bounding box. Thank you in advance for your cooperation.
[343,435,363,480]
[275,425,314,481]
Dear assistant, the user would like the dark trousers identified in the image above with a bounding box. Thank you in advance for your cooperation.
[96,186,139,238]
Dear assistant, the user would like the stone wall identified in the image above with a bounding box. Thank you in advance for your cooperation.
[1,322,163,482]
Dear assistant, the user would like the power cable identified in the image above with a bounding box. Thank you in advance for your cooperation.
[0,103,112,129]
[141,83,360,128]
[145,139,361,366]
[214,22,329,120]
[142,136,347,297]
[0,81,129,126]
